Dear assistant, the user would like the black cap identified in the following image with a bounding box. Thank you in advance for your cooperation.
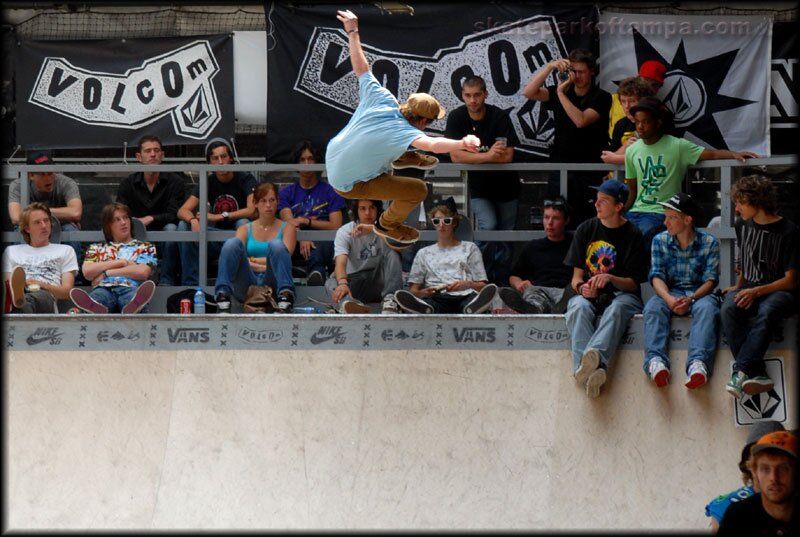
[658,192,699,220]
[629,96,664,120]
[26,150,54,165]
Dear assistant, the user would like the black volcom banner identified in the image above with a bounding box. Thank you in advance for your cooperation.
[266,3,597,162]
[770,22,798,156]
[16,34,234,149]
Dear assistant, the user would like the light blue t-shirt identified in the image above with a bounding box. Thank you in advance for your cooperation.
[326,71,424,192]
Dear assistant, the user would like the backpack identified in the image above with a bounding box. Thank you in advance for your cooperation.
[166,288,218,313]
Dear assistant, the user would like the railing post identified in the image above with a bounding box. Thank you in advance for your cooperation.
[719,163,734,289]
[559,167,568,198]
[198,169,208,288]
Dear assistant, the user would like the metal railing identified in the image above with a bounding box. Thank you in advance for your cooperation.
[3,156,796,288]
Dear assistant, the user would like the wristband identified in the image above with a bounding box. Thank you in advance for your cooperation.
[347,28,358,34]
[338,279,349,285]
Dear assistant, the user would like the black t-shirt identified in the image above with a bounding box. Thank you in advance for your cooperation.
[609,117,635,152]
[564,217,648,294]
[736,217,799,287]
[510,234,574,288]
[547,84,611,163]
[717,494,797,536]
[444,104,520,201]
[190,171,257,230]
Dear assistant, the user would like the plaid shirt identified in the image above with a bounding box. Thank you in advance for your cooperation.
[649,229,719,293]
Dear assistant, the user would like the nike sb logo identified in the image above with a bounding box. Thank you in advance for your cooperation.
[26,327,64,346]
[310,326,347,345]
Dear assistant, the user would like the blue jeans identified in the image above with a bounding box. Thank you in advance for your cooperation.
[643,292,720,376]
[214,237,295,302]
[625,212,665,251]
[293,241,335,277]
[470,197,517,286]
[565,291,643,372]
[89,285,148,314]
[178,219,249,285]
[156,222,179,286]
[720,289,796,377]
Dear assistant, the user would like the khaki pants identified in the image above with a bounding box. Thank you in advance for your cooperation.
[335,173,427,230]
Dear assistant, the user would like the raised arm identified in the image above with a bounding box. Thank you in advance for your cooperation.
[337,10,369,77]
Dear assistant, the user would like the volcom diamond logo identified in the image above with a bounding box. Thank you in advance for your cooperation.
[741,390,782,420]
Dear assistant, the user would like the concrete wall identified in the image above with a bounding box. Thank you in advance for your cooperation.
[6,345,797,530]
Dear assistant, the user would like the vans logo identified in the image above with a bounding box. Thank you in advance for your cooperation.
[28,41,221,139]
[237,327,283,343]
[453,327,495,343]
[167,327,210,343]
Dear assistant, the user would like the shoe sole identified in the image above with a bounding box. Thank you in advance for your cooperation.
[685,372,707,390]
[306,272,324,286]
[121,280,156,314]
[463,284,498,314]
[742,379,774,395]
[341,301,371,314]
[391,154,439,170]
[373,222,420,245]
[653,369,670,388]
[498,287,540,314]
[394,290,433,314]
[70,287,109,314]
[11,266,26,309]
[586,368,607,398]
[575,348,600,385]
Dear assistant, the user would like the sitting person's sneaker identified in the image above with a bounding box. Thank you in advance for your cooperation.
[394,289,433,314]
[585,367,607,398]
[391,151,439,170]
[373,218,420,250]
[121,280,156,314]
[215,291,232,313]
[69,287,109,314]
[306,270,324,286]
[575,348,600,386]
[339,298,371,314]
[726,371,747,399]
[498,286,542,314]
[685,360,708,390]
[381,294,400,314]
[10,265,27,309]
[648,359,670,388]
[276,291,294,313]
[462,283,498,314]
[742,374,774,395]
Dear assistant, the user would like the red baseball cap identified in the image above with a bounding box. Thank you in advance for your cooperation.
[638,60,666,84]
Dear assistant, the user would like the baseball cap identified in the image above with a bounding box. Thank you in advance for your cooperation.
[746,420,786,446]
[638,60,666,84]
[405,93,446,120]
[658,192,699,220]
[630,96,664,120]
[751,431,797,458]
[26,150,54,165]
[590,180,629,204]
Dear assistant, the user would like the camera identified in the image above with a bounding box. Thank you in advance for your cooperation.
[557,69,570,81]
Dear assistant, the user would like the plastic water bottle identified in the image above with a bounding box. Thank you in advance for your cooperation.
[294,306,320,314]
[194,288,205,314]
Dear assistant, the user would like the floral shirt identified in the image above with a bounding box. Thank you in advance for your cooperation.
[84,239,157,288]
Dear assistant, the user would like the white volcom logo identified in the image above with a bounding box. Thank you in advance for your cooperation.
[28,40,221,139]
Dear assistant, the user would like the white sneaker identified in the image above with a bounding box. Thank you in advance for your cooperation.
[381,294,400,314]
[586,368,607,398]
[648,359,670,388]
[685,361,708,390]
[575,348,600,385]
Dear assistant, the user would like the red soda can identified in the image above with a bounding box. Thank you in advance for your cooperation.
[180,298,192,314]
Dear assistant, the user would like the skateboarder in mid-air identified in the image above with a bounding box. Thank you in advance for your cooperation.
[325,9,481,250]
